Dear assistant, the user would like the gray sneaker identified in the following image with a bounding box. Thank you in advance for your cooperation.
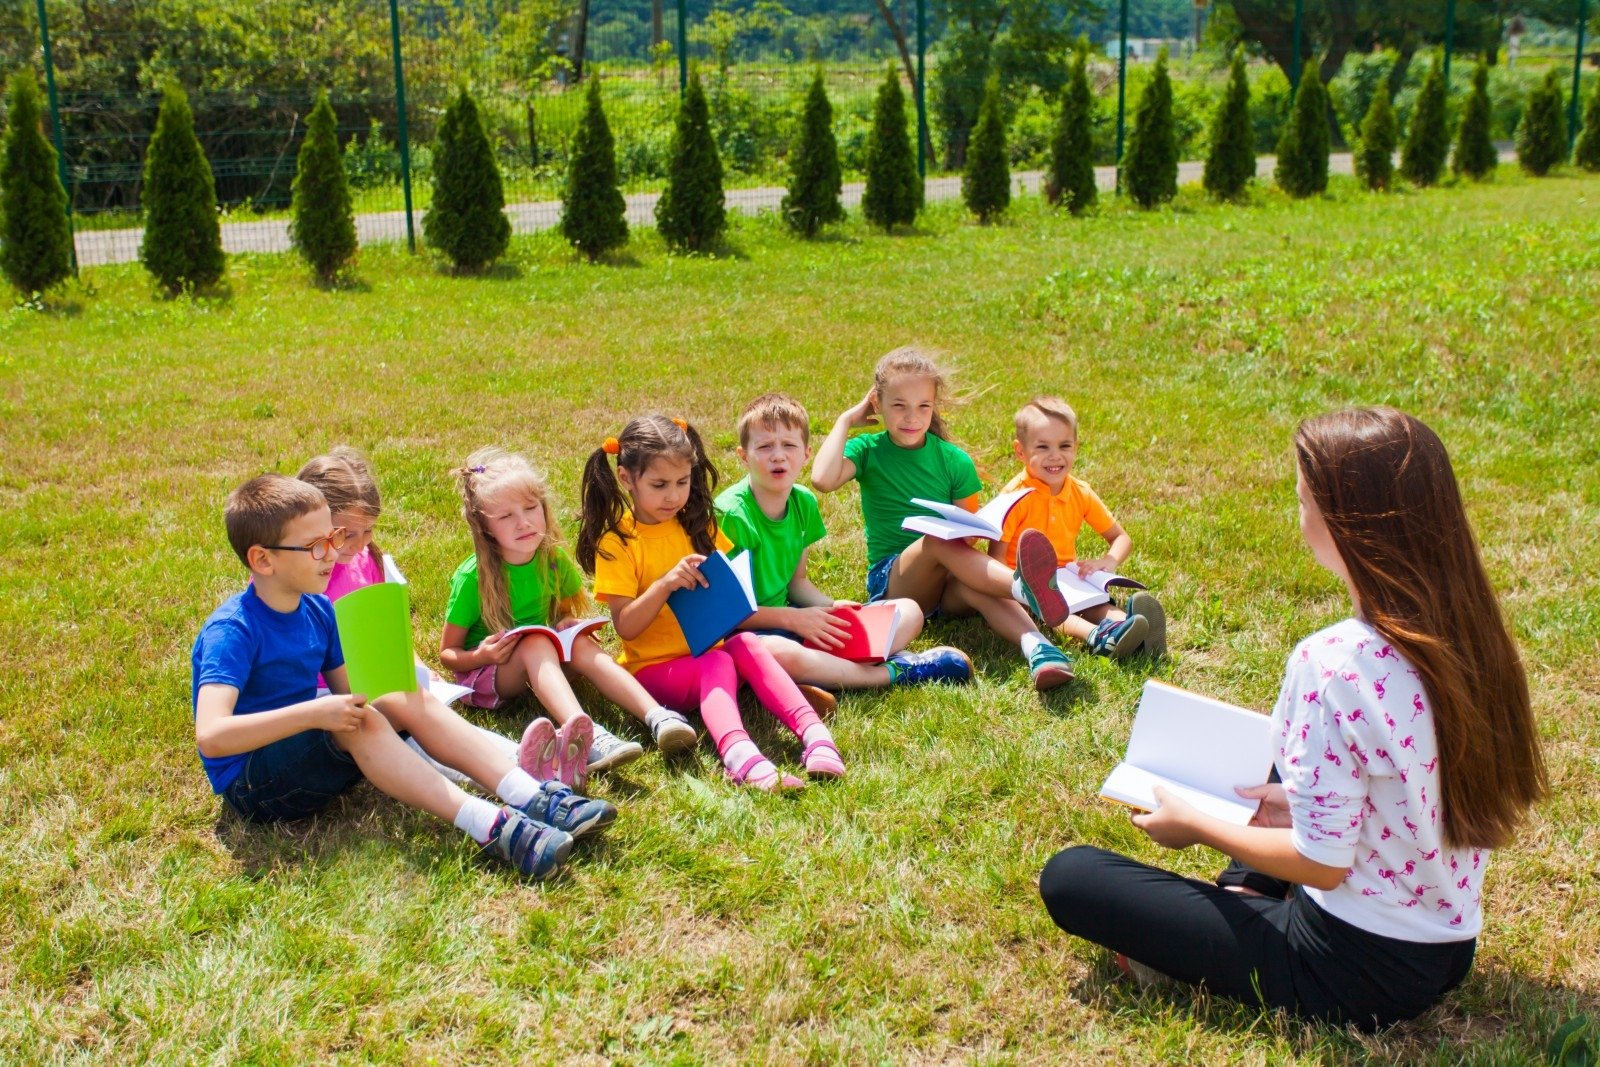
[650,712,698,755]
[586,730,644,773]
[1127,592,1167,658]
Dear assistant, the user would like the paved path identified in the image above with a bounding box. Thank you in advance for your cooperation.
[71,150,1497,267]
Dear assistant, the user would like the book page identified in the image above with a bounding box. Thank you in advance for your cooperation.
[727,550,756,607]
[382,555,407,585]
[1100,763,1260,825]
[1054,567,1111,614]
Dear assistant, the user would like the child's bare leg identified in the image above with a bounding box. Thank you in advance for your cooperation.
[940,581,1037,646]
[1060,603,1123,644]
[884,539,956,612]
[762,633,892,689]
[373,689,515,793]
[512,638,588,724]
[920,537,1016,599]
[567,635,657,723]
[884,597,925,655]
[334,707,478,823]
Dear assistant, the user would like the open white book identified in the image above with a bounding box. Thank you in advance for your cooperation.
[499,618,611,662]
[1056,563,1148,615]
[900,488,1033,541]
[1100,679,1272,826]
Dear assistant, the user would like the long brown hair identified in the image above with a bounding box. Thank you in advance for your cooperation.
[1294,407,1546,849]
[872,346,954,441]
[296,447,386,581]
[452,447,587,632]
[576,415,720,573]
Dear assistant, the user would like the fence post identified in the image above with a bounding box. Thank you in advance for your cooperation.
[677,0,688,91]
[1443,0,1456,84]
[386,0,416,253]
[915,0,927,178]
[1572,0,1590,153]
[1114,0,1129,194]
[35,0,78,275]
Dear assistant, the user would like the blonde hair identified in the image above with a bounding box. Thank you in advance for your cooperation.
[297,447,386,580]
[737,392,810,448]
[872,346,953,440]
[453,447,588,632]
[1014,396,1078,442]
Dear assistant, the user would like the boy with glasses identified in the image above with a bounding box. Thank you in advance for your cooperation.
[191,474,614,879]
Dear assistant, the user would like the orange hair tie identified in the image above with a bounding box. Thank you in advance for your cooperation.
[671,418,688,430]
[602,437,620,455]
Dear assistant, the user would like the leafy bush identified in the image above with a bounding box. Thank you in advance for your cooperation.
[1454,62,1497,180]
[1203,49,1254,201]
[1276,68,1329,198]
[656,71,727,251]
[289,89,357,282]
[1047,44,1096,213]
[781,71,844,236]
[140,82,226,294]
[1517,69,1566,176]
[1,69,74,296]
[1123,49,1178,209]
[861,66,921,231]
[1354,83,1398,191]
[423,88,510,272]
[962,74,1009,223]
[560,77,628,261]
[1400,58,1449,187]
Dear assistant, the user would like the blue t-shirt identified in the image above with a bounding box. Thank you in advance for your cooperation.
[190,585,344,793]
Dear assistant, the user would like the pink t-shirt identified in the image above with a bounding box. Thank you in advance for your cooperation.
[1271,618,1484,943]
[325,546,383,603]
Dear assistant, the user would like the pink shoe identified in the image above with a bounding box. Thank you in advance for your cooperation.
[518,717,559,782]
[801,737,845,779]
[727,752,804,793]
[555,713,594,790]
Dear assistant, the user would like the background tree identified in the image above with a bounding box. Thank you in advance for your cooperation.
[1046,41,1096,214]
[140,82,226,294]
[1354,82,1398,191]
[1276,60,1330,198]
[423,88,511,272]
[1400,57,1449,187]
[861,66,921,231]
[560,78,628,261]
[1203,48,1255,201]
[962,74,1010,223]
[1517,69,1566,176]
[1123,49,1177,209]
[1453,61,1497,180]
[1574,87,1600,172]
[781,71,845,237]
[288,89,357,283]
[655,71,727,252]
[1,70,74,296]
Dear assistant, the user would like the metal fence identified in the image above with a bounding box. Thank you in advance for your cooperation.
[4,0,1595,267]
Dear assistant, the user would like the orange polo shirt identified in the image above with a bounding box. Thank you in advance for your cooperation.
[996,471,1117,568]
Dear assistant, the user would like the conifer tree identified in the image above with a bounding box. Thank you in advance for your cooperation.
[861,65,921,231]
[1203,49,1255,201]
[1123,49,1177,209]
[1275,66,1329,197]
[1572,86,1600,172]
[1,70,73,296]
[560,77,628,261]
[1453,62,1497,180]
[1047,41,1096,214]
[1355,83,1398,191]
[1401,58,1449,186]
[655,71,726,252]
[140,82,225,294]
[289,89,357,283]
[1517,69,1567,176]
[962,74,1010,223]
[781,71,844,237]
[423,88,510,272]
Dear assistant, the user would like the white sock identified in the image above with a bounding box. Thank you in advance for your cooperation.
[591,721,620,744]
[1011,576,1029,606]
[1020,630,1048,658]
[645,706,685,731]
[722,738,766,774]
[495,768,542,808]
[801,723,833,747]
[453,796,502,844]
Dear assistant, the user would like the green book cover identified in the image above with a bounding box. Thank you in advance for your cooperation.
[332,582,419,699]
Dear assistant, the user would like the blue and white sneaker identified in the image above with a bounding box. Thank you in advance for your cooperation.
[1027,642,1075,690]
[887,646,973,686]
[482,807,572,880]
[518,780,618,840]
[1086,615,1149,660]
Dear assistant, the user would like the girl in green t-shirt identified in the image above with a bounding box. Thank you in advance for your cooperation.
[439,448,698,789]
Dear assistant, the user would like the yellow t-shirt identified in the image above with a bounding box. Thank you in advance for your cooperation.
[997,471,1117,568]
[592,512,734,671]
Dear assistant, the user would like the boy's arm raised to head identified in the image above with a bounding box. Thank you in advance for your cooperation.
[194,683,367,759]
[811,393,877,493]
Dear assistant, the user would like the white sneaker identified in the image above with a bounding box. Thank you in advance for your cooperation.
[650,712,698,755]
[585,730,644,773]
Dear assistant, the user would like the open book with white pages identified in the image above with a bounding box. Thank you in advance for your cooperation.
[379,555,474,706]
[899,488,1033,541]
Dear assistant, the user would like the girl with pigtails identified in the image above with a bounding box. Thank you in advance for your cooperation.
[577,415,846,792]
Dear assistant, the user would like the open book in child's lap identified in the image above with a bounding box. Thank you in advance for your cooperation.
[499,618,610,662]
[802,602,902,662]
[1099,679,1271,825]
[899,488,1033,541]
[666,550,758,657]
[1056,563,1146,615]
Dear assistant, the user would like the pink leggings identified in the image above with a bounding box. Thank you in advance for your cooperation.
[633,631,822,758]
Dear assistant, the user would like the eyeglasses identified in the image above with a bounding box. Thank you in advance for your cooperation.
[263,527,347,561]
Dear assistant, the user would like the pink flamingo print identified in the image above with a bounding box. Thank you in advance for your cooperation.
[1383,711,1398,733]
[1377,867,1400,888]
[1361,887,1381,897]
[1401,860,1417,877]
[1412,882,1436,897]
[1366,849,1381,863]
[1348,741,1369,765]
[1375,644,1397,660]
[1347,708,1367,725]
[1342,671,1361,688]
[1400,735,1417,752]
[1398,767,1409,784]
[1373,672,1389,699]
[1472,850,1482,870]
[1380,826,1394,841]
[1449,857,1459,874]
[1304,692,1322,706]
[1403,815,1421,839]
[1457,876,1470,890]
[1399,898,1420,908]
[1300,722,1311,742]
[1322,743,1342,766]
[1310,766,1321,787]
[1418,848,1439,861]
[1435,898,1454,911]
[1422,756,1438,774]
[1450,912,1464,927]
[1374,747,1395,767]
[1411,693,1426,722]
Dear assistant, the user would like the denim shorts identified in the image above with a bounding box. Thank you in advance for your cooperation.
[748,626,804,643]
[865,554,899,604]
[222,729,363,823]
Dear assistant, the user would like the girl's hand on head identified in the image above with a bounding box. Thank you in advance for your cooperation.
[1238,783,1292,829]
[312,693,367,733]
[1130,786,1203,850]
[790,605,851,650]
[846,390,880,429]
[663,554,709,591]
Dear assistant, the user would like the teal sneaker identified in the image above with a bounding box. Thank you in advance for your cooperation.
[1014,529,1069,628]
[1127,592,1167,658]
[482,808,572,881]
[1027,642,1075,690]
[1086,615,1149,660]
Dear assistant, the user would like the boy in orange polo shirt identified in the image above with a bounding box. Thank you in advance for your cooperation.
[991,397,1166,660]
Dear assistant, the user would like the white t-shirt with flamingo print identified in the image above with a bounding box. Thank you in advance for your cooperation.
[1270,618,1484,943]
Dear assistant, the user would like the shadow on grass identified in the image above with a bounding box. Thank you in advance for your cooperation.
[433,260,525,281]
[315,273,373,294]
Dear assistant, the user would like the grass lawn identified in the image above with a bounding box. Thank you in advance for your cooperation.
[2,172,1597,1064]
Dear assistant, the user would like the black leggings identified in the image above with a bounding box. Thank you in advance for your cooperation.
[1039,846,1476,1031]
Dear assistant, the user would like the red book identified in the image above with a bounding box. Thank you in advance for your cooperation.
[803,603,902,663]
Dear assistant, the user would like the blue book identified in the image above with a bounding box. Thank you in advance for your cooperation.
[666,550,758,658]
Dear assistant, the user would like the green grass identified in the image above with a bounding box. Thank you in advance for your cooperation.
[2,172,1598,1063]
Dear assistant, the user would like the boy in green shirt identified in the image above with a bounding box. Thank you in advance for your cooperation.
[716,393,972,693]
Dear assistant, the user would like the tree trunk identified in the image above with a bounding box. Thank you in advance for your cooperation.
[872,0,933,165]
[652,0,663,48]
[572,0,591,82]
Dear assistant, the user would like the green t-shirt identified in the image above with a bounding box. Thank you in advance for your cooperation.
[842,431,983,565]
[715,477,827,608]
[445,548,584,651]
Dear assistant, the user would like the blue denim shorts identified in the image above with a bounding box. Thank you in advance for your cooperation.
[865,554,899,604]
[748,627,805,643]
[223,729,363,823]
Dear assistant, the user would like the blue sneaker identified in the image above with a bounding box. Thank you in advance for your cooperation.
[518,780,617,840]
[482,808,572,881]
[887,646,973,686]
[1087,615,1149,660]
[1027,642,1075,690]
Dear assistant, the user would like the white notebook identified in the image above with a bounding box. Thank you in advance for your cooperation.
[1100,679,1272,826]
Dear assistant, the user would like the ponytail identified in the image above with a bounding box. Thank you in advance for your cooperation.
[576,414,721,572]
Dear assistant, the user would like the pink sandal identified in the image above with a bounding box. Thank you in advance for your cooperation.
[727,752,804,793]
[555,713,594,790]
[518,718,558,782]
[801,738,846,779]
